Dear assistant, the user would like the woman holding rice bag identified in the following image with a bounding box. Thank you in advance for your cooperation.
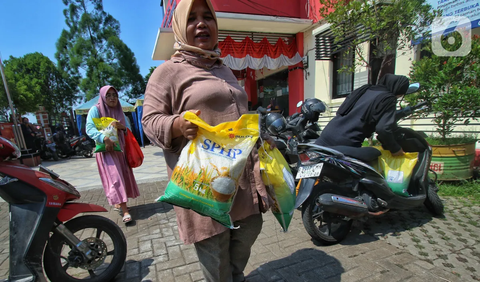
[142,0,275,281]
[86,85,140,224]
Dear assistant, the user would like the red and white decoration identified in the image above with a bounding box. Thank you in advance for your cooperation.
[219,36,302,70]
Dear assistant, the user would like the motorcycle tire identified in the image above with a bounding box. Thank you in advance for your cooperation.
[424,182,444,216]
[83,145,93,158]
[43,215,127,282]
[40,153,50,161]
[301,183,353,245]
[52,151,59,161]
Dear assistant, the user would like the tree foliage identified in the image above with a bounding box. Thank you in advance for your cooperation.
[319,0,438,84]
[0,53,78,118]
[408,35,480,140]
[56,0,145,100]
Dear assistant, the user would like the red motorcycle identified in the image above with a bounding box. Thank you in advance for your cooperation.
[0,137,126,282]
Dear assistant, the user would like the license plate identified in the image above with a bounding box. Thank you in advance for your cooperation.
[296,163,323,179]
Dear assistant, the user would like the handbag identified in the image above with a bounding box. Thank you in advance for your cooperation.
[124,128,144,168]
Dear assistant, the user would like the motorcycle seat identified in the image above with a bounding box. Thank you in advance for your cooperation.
[324,145,381,162]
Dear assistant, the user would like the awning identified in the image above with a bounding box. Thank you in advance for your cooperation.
[152,12,312,61]
[219,36,302,70]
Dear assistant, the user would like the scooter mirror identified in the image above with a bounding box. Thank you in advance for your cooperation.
[296,101,303,108]
[406,83,420,95]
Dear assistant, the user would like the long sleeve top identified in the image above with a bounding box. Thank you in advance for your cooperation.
[142,56,273,245]
[318,89,401,153]
[86,106,132,144]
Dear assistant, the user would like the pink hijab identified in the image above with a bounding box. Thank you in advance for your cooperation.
[96,85,126,147]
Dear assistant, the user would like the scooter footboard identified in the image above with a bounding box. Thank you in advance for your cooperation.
[57,203,108,222]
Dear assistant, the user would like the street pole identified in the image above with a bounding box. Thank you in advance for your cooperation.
[0,55,25,149]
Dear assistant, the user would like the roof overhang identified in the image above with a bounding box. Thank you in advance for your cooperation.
[152,12,313,60]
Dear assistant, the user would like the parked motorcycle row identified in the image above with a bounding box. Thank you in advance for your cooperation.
[258,82,444,245]
[52,129,94,159]
[0,82,445,281]
[31,130,94,162]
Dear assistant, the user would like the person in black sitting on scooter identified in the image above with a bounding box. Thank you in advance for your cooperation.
[315,73,409,158]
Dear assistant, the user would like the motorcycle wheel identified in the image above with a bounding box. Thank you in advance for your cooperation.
[52,151,59,161]
[424,182,444,216]
[301,183,353,245]
[43,215,127,282]
[40,152,50,161]
[83,145,93,158]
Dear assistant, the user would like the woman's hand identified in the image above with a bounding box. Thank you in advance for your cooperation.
[173,110,201,140]
[104,137,115,152]
[260,132,276,149]
[112,121,126,131]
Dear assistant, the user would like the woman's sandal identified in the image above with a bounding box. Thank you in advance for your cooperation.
[122,214,132,224]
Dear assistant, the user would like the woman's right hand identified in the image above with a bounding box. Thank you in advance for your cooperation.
[104,136,115,152]
[173,110,201,140]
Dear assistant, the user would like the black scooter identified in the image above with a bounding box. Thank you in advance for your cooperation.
[34,135,59,161]
[258,100,325,177]
[294,83,444,244]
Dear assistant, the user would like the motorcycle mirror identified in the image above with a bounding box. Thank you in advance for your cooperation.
[296,101,303,108]
[406,83,420,95]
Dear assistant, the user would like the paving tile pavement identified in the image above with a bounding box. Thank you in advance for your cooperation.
[0,179,478,282]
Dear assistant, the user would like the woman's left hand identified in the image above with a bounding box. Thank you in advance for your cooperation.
[112,121,126,131]
[260,132,276,149]
[265,136,277,149]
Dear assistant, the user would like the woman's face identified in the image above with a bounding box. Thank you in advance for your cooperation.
[105,89,118,108]
[186,0,218,50]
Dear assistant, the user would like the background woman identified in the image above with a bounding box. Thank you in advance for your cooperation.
[86,85,140,224]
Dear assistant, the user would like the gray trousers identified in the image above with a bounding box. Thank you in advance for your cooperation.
[194,213,263,282]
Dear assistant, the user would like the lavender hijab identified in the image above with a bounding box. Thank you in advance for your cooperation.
[97,85,126,148]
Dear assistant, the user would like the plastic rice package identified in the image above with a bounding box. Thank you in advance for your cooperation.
[158,112,260,228]
[92,117,122,153]
[259,145,296,231]
[376,149,418,196]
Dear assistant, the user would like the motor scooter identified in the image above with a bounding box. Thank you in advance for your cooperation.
[258,98,327,177]
[0,137,126,282]
[54,132,93,159]
[34,134,59,161]
[293,83,444,244]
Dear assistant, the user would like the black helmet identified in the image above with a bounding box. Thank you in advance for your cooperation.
[265,113,287,135]
[301,98,326,121]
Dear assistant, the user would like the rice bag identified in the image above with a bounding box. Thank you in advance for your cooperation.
[376,149,419,196]
[259,145,296,231]
[158,112,260,228]
[92,117,122,153]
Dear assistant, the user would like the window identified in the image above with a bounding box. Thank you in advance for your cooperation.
[332,49,354,99]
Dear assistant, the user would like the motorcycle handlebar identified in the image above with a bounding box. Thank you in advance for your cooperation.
[256,106,268,115]
[395,101,429,122]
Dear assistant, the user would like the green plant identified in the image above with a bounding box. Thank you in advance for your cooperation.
[408,35,480,141]
[438,180,480,204]
[318,0,438,84]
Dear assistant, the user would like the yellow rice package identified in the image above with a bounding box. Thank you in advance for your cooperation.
[259,145,296,232]
[157,112,260,228]
[376,149,418,196]
[92,117,122,153]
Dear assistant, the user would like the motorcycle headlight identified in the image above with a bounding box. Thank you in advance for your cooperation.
[40,178,80,197]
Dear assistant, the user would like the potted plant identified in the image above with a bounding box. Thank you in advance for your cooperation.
[407,35,480,180]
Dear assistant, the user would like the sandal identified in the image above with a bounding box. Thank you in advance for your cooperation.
[122,214,132,224]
